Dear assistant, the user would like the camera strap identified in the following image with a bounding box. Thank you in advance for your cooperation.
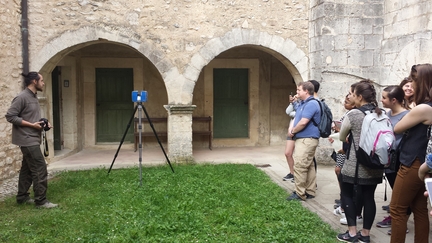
[42,131,49,157]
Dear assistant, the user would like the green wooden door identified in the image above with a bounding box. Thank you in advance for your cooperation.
[213,68,249,138]
[51,67,62,150]
[96,68,134,143]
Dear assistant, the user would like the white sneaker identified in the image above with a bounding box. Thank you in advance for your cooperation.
[333,206,343,216]
[357,215,363,224]
[36,201,58,209]
[340,215,363,225]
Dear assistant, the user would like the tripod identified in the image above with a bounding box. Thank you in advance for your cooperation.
[108,101,174,186]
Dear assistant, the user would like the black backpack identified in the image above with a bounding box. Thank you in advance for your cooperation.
[306,98,333,138]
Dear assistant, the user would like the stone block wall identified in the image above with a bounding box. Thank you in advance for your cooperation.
[309,0,385,120]
[381,0,432,84]
[1,0,432,179]
[27,0,309,73]
[1,0,310,180]
[0,0,26,180]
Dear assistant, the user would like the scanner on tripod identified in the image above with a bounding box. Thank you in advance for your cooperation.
[132,91,147,103]
[108,90,174,186]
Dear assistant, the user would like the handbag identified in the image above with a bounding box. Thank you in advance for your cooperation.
[388,131,408,172]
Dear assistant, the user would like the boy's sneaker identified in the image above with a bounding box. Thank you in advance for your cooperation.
[334,206,343,216]
[340,215,363,225]
[376,216,391,228]
[357,231,370,243]
[282,173,294,181]
[337,231,358,242]
[36,201,58,209]
[286,192,304,201]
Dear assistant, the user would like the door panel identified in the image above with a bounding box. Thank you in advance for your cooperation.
[52,67,62,150]
[96,68,134,142]
[213,68,249,138]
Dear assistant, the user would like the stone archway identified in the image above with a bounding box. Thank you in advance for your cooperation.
[33,25,177,103]
[34,26,307,105]
[179,28,309,104]
[32,26,308,161]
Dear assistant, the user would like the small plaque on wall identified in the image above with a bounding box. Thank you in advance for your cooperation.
[64,80,69,87]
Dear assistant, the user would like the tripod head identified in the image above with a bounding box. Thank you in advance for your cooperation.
[132,90,147,103]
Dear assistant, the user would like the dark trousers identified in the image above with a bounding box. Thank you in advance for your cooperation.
[16,145,48,205]
[340,182,377,229]
[337,173,364,216]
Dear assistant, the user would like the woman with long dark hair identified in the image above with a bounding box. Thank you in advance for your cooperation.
[337,80,383,243]
[391,64,432,243]
[376,85,409,233]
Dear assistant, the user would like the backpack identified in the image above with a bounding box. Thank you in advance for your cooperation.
[355,107,395,169]
[308,98,333,138]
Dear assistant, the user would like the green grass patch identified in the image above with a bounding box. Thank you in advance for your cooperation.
[0,164,337,242]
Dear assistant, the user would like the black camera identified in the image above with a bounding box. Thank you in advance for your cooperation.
[39,118,50,131]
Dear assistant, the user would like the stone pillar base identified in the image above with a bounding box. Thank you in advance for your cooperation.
[164,105,196,163]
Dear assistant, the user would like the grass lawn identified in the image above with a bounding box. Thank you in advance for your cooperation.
[0,164,338,242]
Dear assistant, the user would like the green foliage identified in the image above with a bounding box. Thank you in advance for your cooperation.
[0,164,337,242]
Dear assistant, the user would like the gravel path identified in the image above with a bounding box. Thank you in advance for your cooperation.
[0,172,57,202]
[0,175,19,201]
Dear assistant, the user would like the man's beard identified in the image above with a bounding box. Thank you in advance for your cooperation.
[36,85,43,92]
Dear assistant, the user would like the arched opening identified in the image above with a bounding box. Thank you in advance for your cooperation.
[39,42,168,160]
[192,45,298,149]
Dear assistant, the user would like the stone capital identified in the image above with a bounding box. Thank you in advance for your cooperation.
[164,105,196,115]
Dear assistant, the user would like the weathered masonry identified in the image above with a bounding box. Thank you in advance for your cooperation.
[0,0,431,180]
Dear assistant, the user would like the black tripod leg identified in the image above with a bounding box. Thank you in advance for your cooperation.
[108,105,138,174]
[141,104,175,173]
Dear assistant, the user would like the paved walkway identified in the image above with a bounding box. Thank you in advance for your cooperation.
[8,145,432,242]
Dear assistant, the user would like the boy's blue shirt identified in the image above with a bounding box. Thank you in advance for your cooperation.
[293,96,321,139]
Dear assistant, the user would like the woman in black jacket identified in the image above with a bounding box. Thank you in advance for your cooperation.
[391,63,432,243]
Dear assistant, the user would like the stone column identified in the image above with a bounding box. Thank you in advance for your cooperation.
[164,105,196,162]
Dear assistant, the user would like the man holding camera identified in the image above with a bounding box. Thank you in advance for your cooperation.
[5,72,58,209]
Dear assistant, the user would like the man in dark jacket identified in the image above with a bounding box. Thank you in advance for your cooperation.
[5,72,58,209]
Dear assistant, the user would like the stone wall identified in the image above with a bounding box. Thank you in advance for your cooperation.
[28,0,309,72]
[0,0,310,180]
[309,0,432,120]
[309,0,385,121]
[381,0,432,84]
[0,0,26,180]
[1,0,432,180]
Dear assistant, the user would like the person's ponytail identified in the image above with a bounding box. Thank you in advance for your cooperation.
[22,72,40,87]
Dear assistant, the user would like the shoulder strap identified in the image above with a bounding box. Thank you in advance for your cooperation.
[305,98,321,126]
[43,131,49,157]
[349,130,359,185]
[356,106,368,114]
